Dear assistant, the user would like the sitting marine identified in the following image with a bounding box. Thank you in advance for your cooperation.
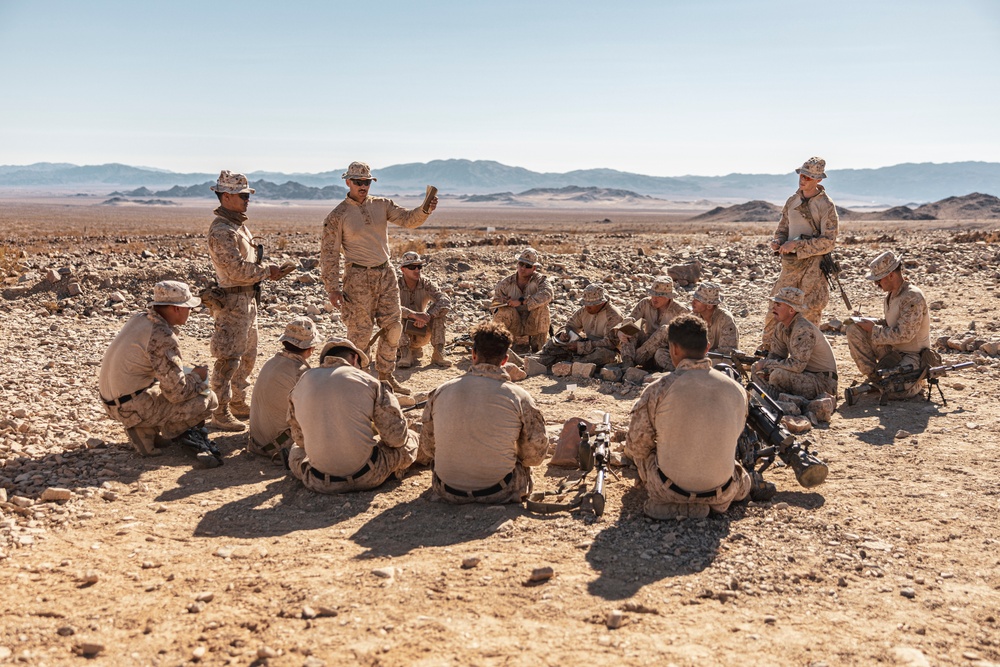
[532,283,623,369]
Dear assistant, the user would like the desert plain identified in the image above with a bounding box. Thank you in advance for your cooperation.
[1,196,999,667]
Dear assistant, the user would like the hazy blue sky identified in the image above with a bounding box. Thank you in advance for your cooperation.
[1,0,998,176]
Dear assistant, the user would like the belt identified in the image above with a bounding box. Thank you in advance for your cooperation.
[443,470,515,498]
[657,468,733,498]
[219,285,256,294]
[349,261,388,270]
[309,447,379,483]
[102,384,154,407]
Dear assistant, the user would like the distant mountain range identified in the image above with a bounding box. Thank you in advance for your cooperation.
[2,159,999,204]
[109,180,347,200]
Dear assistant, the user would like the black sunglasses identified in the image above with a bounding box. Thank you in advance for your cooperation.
[238,193,251,201]
[403,264,423,270]
[351,179,373,186]
[518,262,535,269]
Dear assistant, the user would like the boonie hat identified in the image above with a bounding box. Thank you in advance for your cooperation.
[795,157,827,180]
[771,287,806,312]
[865,250,903,282]
[516,247,541,267]
[279,316,317,349]
[151,280,201,308]
[648,275,676,298]
[342,161,377,182]
[319,336,370,368]
[582,284,609,306]
[398,251,425,269]
[210,170,255,194]
[692,282,723,306]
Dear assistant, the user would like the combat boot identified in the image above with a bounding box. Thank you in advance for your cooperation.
[125,426,161,457]
[431,344,453,368]
[379,372,412,395]
[209,407,246,432]
[229,399,251,419]
[397,346,414,369]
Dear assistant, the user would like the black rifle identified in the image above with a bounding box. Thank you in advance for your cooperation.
[252,243,264,306]
[445,334,474,351]
[708,349,766,381]
[793,199,853,312]
[844,361,974,407]
[577,412,612,517]
[402,399,427,413]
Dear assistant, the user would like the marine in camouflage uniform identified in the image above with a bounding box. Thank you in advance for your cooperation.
[752,287,838,400]
[845,251,932,400]
[98,281,218,459]
[618,275,690,370]
[320,162,437,395]
[420,322,548,504]
[624,314,751,519]
[762,157,839,349]
[206,171,282,431]
[690,282,740,354]
[287,338,418,494]
[492,248,553,351]
[533,283,623,368]
[395,251,453,369]
[248,317,317,462]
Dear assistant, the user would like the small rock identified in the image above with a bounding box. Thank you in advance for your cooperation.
[461,556,481,569]
[100,490,118,502]
[56,626,75,637]
[258,646,278,659]
[900,587,916,599]
[623,367,649,385]
[606,609,624,629]
[187,602,205,613]
[528,566,554,582]
[571,361,597,378]
[75,642,104,657]
[372,567,395,579]
[895,429,912,439]
[81,571,99,584]
[524,357,548,376]
[40,488,72,502]
[763,615,777,624]
[11,495,34,508]
[192,646,206,660]
[781,415,812,434]
[891,646,930,667]
[552,361,572,377]
[301,605,317,619]
[66,282,82,296]
[215,546,234,559]
[194,591,214,602]
[837,576,847,587]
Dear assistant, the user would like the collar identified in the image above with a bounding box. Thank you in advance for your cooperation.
[467,362,511,381]
[214,206,248,225]
[278,349,310,366]
[675,357,713,372]
[145,306,178,334]
[345,195,369,207]
[321,356,353,369]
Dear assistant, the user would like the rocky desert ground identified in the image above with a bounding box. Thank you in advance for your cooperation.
[1,199,999,667]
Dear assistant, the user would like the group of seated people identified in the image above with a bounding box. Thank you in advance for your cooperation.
[98,248,931,519]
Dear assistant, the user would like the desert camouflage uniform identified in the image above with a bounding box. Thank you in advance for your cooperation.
[755,313,838,399]
[320,197,430,375]
[99,308,217,446]
[248,349,309,458]
[763,186,839,348]
[625,357,751,519]
[492,272,553,347]
[620,297,689,369]
[398,273,451,352]
[846,281,931,399]
[701,307,740,355]
[536,302,624,366]
[207,207,270,412]
[287,356,417,494]
[420,363,547,504]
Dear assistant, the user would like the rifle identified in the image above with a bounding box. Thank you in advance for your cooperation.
[790,197,853,312]
[577,413,612,517]
[253,243,264,306]
[708,349,766,381]
[844,361,974,407]
[445,334,474,351]
[402,399,427,413]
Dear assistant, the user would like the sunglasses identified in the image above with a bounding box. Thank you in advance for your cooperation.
[351,179,373,186]
[403,265,423,271]
[518,262,535,269]
[238,193,251,201]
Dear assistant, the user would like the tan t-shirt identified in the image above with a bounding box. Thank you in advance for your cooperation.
[249,350,309,445]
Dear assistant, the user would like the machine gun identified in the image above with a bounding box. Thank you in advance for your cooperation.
[445,334,474,351]
[844,361,974,407]
[577,413,612,517]
[712,353,828,501]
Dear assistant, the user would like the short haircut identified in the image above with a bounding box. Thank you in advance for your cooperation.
[282,341,310,354]
[472,321,512,365]
[321,346,357,364]
[215,192,224,203]
[667,314,709,357]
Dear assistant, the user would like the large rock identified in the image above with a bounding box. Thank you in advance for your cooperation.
[571,362,596,378]
[667,260,702,286]
[600,366,624,382]
[552,362,572,377]
[524,357,548,376]
[623,367,649,385]
[806,396,835,423]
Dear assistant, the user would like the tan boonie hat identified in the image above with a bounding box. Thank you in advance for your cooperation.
[319,336,370,368]
[581,284,609,306]
[398,251,425,269]
[692,282,723,306]
[151,280,200,308]
[279,316,317,349]
[771,286,806,312]
[865,250,903,282]
[648,275,676,298]
[516,247,541,267]
[342,161,377,181]
[795,157,827,180]
[210,170,255,194]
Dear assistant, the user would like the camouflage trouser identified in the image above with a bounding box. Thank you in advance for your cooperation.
[104,385,217,442]
[753,368,838,401]
[342,265,402,375]
[399,312,447,351]
[535,341,619,367]
[287,430,418,494]
[762,261,829,349]
[431,461,533,504]
[493,305,550,342]
[623,325,673,370]
[844,324,925,399]
[210,292,258,409]
[635,454,751,519]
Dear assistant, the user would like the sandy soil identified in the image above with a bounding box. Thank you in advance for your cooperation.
[1,200,999,667]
